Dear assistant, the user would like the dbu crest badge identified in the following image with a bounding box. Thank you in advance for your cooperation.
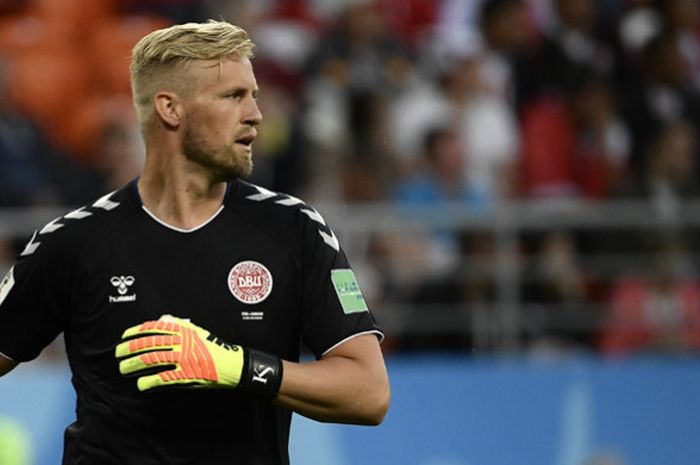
[228,261,273,305]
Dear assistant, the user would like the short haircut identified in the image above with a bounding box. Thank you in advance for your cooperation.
[130,20,255,129]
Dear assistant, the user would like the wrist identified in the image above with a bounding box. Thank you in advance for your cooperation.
[238,348,283,397]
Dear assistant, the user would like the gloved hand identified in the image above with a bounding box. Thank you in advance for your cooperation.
[115,315,282,396]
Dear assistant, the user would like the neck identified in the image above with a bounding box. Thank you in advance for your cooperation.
[138,142,228,230]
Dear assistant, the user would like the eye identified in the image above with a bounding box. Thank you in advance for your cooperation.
[223,87,247,101]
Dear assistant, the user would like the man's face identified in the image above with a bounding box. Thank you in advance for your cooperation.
[181,57,262,181]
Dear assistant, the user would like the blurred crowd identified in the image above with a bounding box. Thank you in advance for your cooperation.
[2,0,700,356]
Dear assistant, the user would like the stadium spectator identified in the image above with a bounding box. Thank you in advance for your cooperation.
[521,230,596,351]
[400,230,502,352]
[477,0,538,108]
[617,119,699,212]
[620,31,700,170]
[534,0,616,97]
[657,0,700,92]
[305,0,411,93]
[601,236,700,355]
[303,0,411,165]
[391,46,520,200]
[248,0,323,80]
[395,126,488,211]
[392,127,490,350]
[520,72,629,199]
[341,90,399,199]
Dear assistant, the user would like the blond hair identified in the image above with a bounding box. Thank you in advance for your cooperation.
[130,20,255,128]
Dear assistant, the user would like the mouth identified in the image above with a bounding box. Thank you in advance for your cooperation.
[235,134,256,149]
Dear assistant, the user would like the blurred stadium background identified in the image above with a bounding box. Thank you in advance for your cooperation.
[1,0,700,464]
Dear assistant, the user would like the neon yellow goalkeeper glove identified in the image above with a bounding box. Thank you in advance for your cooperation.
[115,315,282,396]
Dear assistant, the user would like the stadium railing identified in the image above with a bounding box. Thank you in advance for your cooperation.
[3,198,700,353]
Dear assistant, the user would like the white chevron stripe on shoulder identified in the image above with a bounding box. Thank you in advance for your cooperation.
[319,229,340,252]
[299,207,327,227]
[39,217,64,235]
[64,207,93,219]
[246,184,277,201]
[93,191,120,211]
[276,195,305,207]
[20,231,41,257]
[244,185,340,252]
[0,266,14,307]
[20,191,120,257]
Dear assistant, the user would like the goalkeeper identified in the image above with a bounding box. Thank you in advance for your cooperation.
[0,20,389,465]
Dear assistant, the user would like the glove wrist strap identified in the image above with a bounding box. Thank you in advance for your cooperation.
[239,348,283,397]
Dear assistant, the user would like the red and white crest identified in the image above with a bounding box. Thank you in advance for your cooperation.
[228,261,273,305]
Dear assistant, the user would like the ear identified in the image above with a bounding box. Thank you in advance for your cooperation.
[153,91,182,128]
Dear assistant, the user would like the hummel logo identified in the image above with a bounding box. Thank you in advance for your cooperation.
[111,276,134,295]
[109,275,136,303]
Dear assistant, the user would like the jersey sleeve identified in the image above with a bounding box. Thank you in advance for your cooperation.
[0,228,70,362]
[299,208,383,359]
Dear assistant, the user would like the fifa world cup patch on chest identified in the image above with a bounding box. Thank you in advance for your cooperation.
[330,269,368,314]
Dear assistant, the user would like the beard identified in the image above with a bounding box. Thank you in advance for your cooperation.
[182,127,253,182]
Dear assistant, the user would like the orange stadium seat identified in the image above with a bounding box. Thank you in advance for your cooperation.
[7,50,90,144]
[27,0,117,30]
[55,94,137,164]
[88,15,173,95]
[0,14,74,56]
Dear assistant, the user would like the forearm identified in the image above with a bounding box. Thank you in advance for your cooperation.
[275,337,390,425]
[115,318,390,424]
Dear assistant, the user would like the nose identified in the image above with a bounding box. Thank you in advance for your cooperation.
[244,99,263,126]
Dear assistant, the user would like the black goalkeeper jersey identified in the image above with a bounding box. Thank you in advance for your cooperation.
[0,179,383,465]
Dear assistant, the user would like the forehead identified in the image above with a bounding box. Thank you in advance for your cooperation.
[190,57,257,92]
